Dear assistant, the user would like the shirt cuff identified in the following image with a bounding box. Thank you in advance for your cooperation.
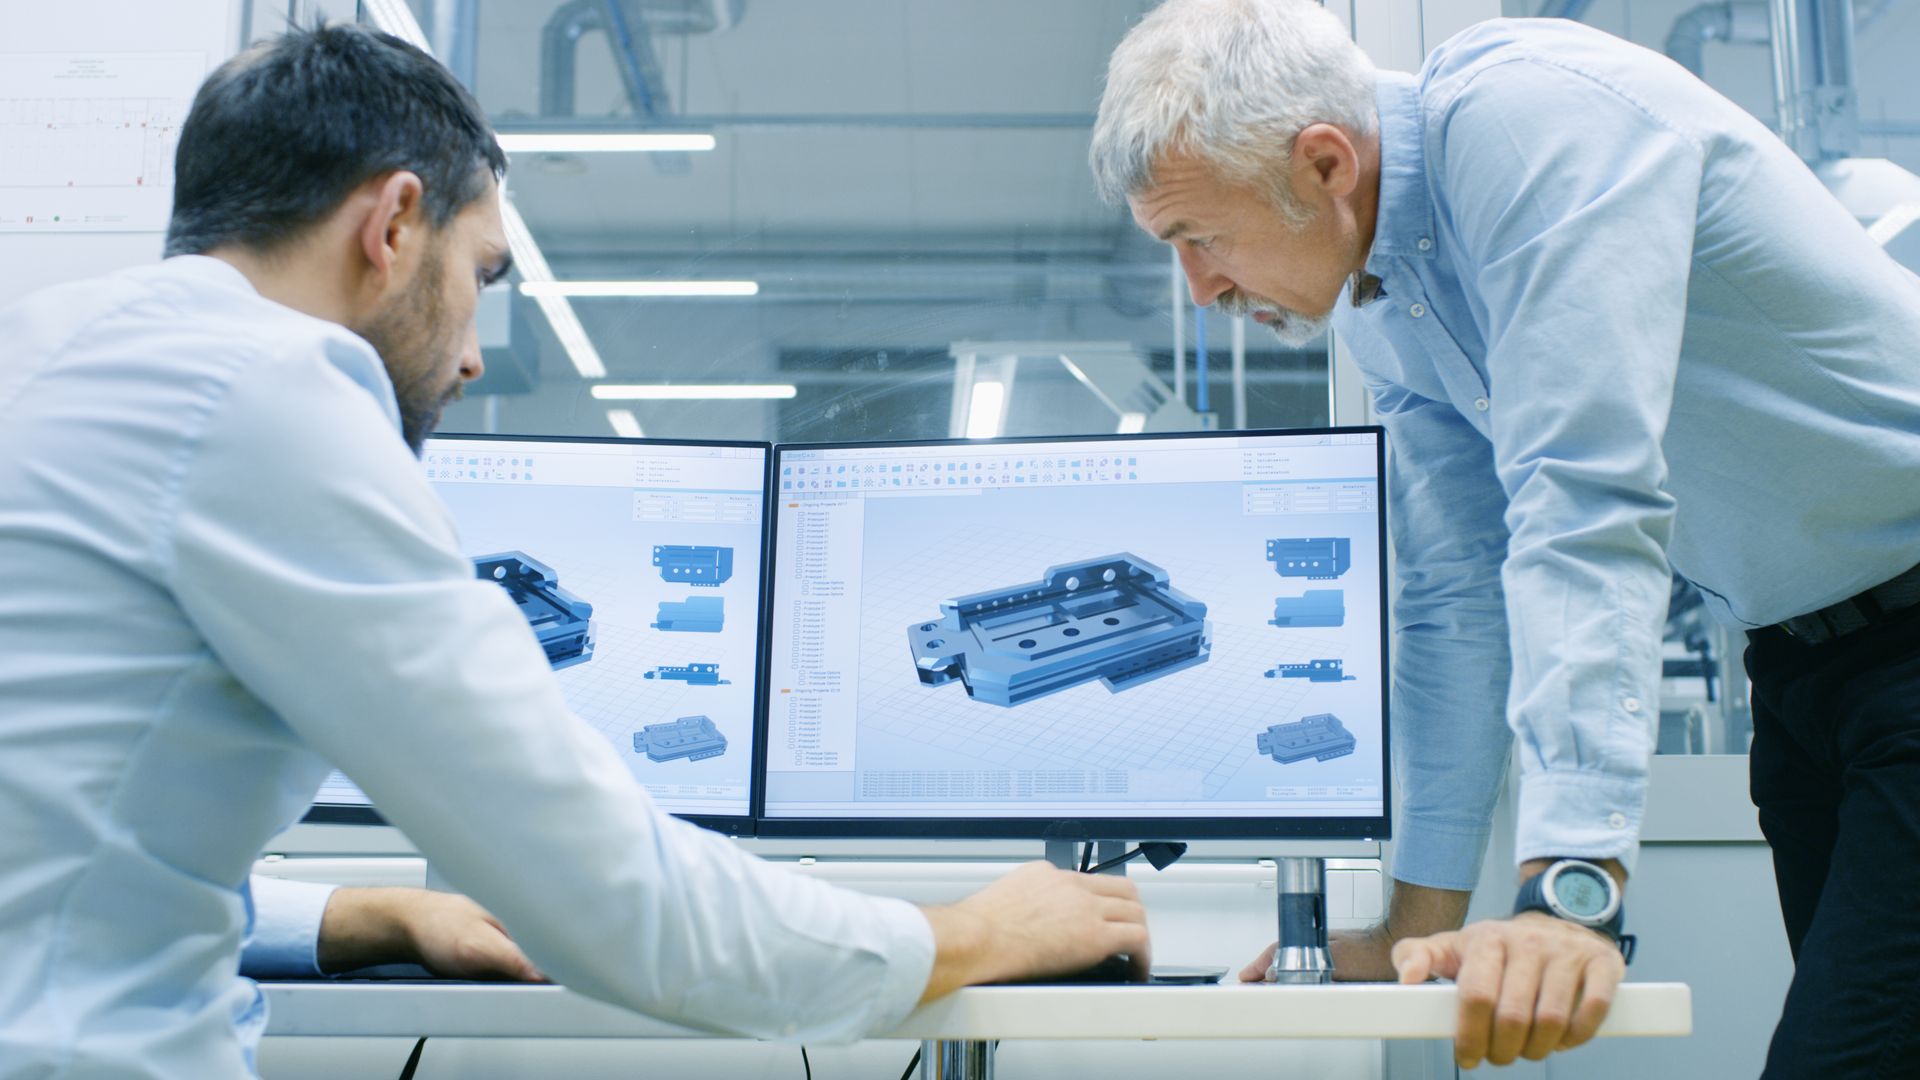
[240,875,340,979]
[1513,770,1645,878]
[1390,813,1496,893]
[859,897,937,1033]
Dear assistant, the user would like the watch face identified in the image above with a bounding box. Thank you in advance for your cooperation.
[1554,866,1612,919]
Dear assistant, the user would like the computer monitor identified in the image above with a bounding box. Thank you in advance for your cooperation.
[305,434,771,835]
[757,428,1388,841]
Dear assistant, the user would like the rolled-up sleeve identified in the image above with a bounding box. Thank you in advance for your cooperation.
[1437,57,1697,873]
[162,339,933,1042]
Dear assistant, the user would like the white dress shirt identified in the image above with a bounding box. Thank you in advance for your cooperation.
[0,255,934,1080]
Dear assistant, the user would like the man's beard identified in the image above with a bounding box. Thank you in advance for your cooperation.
[1213,289,1331,349]
[356,249,466,455]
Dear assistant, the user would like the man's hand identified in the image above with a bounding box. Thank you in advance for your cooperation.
[1392,912,1626,1068]
[1238,877,1470,983]
[318,887,543,981]
[918,861,1151,1001]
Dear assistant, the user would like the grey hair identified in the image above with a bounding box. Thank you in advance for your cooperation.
[1090,0,1378,221]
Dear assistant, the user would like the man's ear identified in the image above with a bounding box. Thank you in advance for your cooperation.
[1291,123,1360,201]
[355,171,427,292]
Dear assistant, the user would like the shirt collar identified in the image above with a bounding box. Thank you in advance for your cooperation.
[164,253,265,297]
[1361,71,1438,277]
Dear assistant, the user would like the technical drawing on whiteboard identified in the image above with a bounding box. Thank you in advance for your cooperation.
[652,595,724,633]
[0,51,206,231]
[1269,589,1345,628]
[907,552,1211,708]
[1265,658,1355,683]
[471,551,595,670]
[653,545,734,587]
[634,715,728,762]
[644,662,730,686]
[1256,713,1356,764]
[1267,537,1351,580]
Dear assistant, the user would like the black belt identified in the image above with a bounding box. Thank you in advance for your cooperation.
[1777,562,1920,644]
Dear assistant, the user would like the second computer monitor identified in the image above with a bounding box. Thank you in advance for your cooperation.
[759,428,1389,840]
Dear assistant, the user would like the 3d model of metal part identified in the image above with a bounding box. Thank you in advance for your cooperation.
[633,715,728,762]
[1269,589,1345,628]
[652,595,725,633]
[653,545,735,587]
[1267,537,1351,580]
[1256,713,1356,764]
[644,663,730,686]
[907,552,1211,708]
[470,551,595,670]
[1264,658,1355,683]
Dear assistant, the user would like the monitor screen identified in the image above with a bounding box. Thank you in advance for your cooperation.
[307,434,770,833]
[758,428,1388,840]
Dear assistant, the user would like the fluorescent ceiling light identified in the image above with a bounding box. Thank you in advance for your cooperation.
[499,198,607,378]
[965,381,1006,439]
[496,133,716,154]
[363,0,608,381]
[605,409,645,438]
[591,384,798,401]
[520,280,760,299]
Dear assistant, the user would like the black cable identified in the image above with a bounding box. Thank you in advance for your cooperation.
[396,1036,427,1080]
[898,1046,921,1080]
[1078,841,1092,873]
[800,1044,812,1080]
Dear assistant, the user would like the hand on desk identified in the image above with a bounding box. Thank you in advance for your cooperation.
[319,887,544,982]
[1236,872,1623,1068]
[918,861,1151,1001]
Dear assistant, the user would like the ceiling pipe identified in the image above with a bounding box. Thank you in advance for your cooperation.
[1665,2,1771,77]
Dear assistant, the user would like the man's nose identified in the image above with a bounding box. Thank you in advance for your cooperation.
[458,323,485,383]
[1177,247,1233,308]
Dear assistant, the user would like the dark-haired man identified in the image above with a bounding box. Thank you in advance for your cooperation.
[0,24,1148,1079]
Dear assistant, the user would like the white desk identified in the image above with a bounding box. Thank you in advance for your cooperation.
[264,981,1690,1078]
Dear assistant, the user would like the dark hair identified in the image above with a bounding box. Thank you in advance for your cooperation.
[164,22,507,258]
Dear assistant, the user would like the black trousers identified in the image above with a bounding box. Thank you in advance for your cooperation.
[1748,603,1920,1079]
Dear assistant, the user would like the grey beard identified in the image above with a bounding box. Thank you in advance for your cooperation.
[1213,293,1330,349]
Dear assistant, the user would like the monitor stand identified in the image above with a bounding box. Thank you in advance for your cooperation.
[1042,838,1128,873]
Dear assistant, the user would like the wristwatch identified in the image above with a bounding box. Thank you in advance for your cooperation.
[1513,859,1636,964]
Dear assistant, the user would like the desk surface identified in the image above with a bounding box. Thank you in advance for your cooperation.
[263,981,1691,1041]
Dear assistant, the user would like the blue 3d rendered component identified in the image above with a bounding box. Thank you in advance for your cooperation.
[634,715,729,762]
[908,553,1211,708]
[1267,537,1351,580]
[1269,589,1345,628]
[644,662,731,686]
[1265,658,1356,683]
[652,595,725,633]
[470,551,595,670]
[1256,713,1356,764]
[653,545,735,587]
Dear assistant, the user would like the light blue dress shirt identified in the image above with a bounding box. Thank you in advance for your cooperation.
[0,255,934,1079]
[1336,19,1920,891]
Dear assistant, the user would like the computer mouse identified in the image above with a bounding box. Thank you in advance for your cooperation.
[1010,953,1146,985]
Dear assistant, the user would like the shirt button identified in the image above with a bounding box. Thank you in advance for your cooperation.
[1417,237,1433,251]
[1472,397,1489,412]
[1607,812,1628,830]
[1623,697,1643,713]
[1408,303,1426,318]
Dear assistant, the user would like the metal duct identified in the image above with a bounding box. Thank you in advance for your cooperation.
[1665,2,1770,77]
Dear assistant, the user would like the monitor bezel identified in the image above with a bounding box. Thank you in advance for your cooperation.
[753,425,1391,842]
[301,432,774,838]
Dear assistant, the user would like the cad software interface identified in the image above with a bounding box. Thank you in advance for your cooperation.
[314,436,768,819]
[762,432,1386,824]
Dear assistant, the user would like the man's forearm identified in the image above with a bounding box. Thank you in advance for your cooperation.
[315,887,418,974]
